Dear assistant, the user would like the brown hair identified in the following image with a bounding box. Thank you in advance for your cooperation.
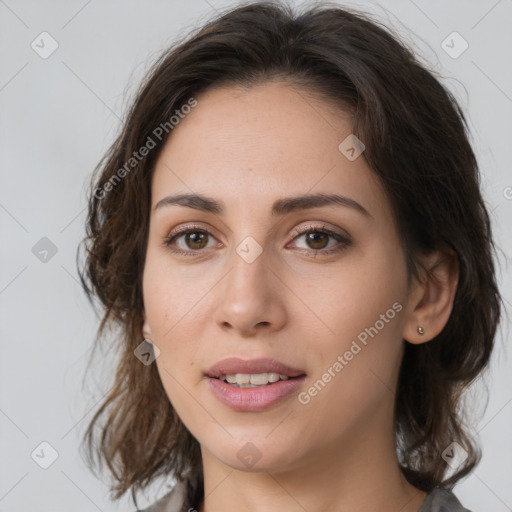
[77,0,502,507]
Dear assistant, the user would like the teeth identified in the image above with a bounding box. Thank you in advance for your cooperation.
[219,372,291,387]
[237,373,251,385]
[250,373,268,385]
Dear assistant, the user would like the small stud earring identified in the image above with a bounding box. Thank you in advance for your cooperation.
[417,326,425,335]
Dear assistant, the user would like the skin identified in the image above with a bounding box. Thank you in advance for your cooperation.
[142,81,459,512]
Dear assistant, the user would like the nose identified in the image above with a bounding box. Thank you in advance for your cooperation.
[212,247,288,338]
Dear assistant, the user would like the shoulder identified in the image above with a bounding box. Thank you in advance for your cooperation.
[418,487,473,512]
[134,479,189,512]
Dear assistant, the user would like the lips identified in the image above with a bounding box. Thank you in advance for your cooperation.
[205,357,306,379]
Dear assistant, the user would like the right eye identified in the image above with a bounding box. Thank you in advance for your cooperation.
[163,224,221,256]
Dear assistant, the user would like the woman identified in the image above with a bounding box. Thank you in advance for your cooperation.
[78,2,502,511]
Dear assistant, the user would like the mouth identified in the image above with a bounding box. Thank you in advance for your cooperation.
[205,357,306,383]
[205,358,307,412]
[214,372,302,388]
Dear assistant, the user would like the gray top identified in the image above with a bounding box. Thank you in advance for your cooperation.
[136,479,472,512]
[418,488,472,512]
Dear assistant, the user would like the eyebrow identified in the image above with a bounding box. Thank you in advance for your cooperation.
[154,192,372,219]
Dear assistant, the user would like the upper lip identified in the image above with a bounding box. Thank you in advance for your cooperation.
[206,357,306,378]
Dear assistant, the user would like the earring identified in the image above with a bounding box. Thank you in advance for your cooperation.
[417,326,425,335]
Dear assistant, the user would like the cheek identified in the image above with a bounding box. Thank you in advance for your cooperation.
[297,246,407,401]
[143,248,217,338]
[298,301,405,441]
[299,248,406,345]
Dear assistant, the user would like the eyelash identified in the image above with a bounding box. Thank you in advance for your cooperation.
[162,223,352,258]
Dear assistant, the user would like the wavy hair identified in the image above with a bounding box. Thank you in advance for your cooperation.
[77,1,502,507]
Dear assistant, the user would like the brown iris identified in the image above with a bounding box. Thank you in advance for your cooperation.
[305,232,329,250]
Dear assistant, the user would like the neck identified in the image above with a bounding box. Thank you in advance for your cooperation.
[197,407,427,512]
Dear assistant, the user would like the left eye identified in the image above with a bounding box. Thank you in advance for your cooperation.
[287,226,351,254]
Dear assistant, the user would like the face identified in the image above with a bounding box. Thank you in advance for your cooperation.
[142,81,413,474]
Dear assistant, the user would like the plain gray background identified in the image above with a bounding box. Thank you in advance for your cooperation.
[1,0,511,511]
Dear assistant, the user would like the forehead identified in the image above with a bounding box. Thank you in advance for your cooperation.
[151,82,390,222]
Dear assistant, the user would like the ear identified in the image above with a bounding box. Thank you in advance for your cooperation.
[142,309,153,341]
[402,249,459,344]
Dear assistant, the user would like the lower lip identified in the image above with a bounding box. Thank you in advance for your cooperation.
[207,376,306,412]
